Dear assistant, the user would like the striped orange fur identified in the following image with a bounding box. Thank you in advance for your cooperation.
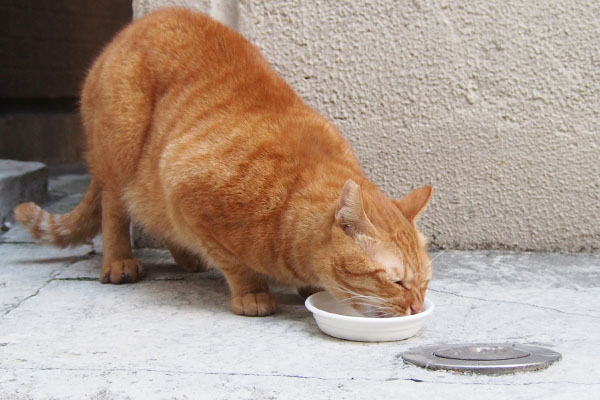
[14,8,433,317]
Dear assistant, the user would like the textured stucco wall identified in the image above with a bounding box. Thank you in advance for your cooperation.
[133,0,600,252]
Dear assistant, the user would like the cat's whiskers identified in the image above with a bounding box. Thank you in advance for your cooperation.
[427,249,447,268]
[323,282,398,316]
[326,282,388,305]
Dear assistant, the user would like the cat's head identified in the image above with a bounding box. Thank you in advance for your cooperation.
[326,179,433,317]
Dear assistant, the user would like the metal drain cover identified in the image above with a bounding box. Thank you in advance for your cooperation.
[402,343,561,375]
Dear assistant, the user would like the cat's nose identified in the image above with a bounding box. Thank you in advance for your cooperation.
[410,302,422,315]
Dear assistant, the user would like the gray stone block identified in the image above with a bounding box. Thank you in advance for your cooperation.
[0,159,48,224]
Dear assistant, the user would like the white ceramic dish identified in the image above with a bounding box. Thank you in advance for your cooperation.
[305,291,434,342]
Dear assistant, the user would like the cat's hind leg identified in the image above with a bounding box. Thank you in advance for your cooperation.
[166,243,209,273]
[100,191,144,284]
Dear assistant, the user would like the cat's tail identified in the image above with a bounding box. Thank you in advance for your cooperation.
[14,179,102,248]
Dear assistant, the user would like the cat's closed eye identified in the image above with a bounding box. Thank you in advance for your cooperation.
[395,280,409,290]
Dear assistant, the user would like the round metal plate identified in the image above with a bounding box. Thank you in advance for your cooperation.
[402,343,561,375]
[434,344,531,361]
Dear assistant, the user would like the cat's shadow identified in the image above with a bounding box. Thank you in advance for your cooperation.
[120,259,311,316]
[15,255,90,265]
[14,251,308,311]
[139,261,340,341]
[14,252,327,335]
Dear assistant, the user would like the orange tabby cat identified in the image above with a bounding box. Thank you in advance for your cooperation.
[14,8,433,317]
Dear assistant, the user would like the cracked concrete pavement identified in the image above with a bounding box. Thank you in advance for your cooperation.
[1,174,599,399]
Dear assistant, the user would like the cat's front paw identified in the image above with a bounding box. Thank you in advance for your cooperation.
[231,292,277,316]
[100,259,145,284]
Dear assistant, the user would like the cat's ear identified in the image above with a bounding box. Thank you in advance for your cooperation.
[394,186,433,224]
[336,179,375,236]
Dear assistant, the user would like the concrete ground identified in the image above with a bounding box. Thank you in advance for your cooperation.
[1,174,599,399]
